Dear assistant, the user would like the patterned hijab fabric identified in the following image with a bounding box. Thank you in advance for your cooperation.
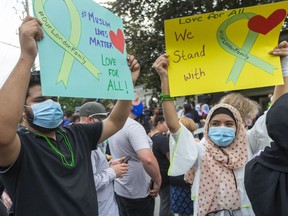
[190,104,248,216]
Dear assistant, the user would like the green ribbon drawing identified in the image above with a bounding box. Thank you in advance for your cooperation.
[34,0,101,87]
[217,13,277,85]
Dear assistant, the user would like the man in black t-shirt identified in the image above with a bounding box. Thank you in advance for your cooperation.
[0,16,140,216]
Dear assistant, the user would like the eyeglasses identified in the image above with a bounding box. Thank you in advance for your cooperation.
[205,209,236,216]
[89,113,108,117]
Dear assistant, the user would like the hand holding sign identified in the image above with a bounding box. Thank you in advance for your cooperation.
[269,41,288,77]
[152,54,170,81]
[127,55,141,85]
[19,16,44,61]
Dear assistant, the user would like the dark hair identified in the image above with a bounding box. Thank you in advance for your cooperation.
[72,113,80,123]
[210,107,236,124]
[65,111,73,118]
[26,70,41,99]
[191,101,195,108]
[153,107,163,115]
[183,103,192,114]
[153,114,165,127]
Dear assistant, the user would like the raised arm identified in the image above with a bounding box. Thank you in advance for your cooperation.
[152,54,180,133]
[99,55,140,143]
[0,16,43,167]
[270,41,288,104]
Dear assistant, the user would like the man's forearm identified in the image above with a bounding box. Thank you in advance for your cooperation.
[142,159,162,185]
[99,99,131,143]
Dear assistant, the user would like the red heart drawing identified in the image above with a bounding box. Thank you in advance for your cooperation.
[248,9,287,35]
[109,29,125,54]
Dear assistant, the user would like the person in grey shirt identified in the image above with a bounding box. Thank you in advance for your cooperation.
[79,101,128,216]
[108,95,162,216]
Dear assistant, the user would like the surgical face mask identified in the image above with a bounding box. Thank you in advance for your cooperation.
[25,99,63,129]
[131,102,143,118]
[208,126,236,147]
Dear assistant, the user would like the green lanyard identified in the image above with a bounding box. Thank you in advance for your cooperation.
[36,130,75,167]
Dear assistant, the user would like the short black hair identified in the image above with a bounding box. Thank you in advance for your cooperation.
[65,110,73,118]
[29,70,41,87]
[183,103,192,113]
[26,70,41,99]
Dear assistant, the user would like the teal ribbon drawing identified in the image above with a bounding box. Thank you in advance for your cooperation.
[34,0,101,87]
[217,13,277,85]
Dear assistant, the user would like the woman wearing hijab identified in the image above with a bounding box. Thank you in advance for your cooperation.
[245,92,288,216]
[153,55,254,216]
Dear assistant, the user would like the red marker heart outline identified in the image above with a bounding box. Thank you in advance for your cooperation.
[248,9,287,35]
[109,29,125,54]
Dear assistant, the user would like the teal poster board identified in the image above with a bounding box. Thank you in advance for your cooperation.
[33,0,134,100]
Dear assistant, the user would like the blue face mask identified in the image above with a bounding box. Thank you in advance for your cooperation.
[131,102,143,118]
[208,126,236,147]
[26,99,63,129]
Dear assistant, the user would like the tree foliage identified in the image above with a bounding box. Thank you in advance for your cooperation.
[108,0,287,91]
[58,97,112,114]
[58,97,84,113]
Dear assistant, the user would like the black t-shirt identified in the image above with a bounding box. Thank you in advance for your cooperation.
[0,123,102,216]
[0,178,4,195]
[0,177,8,216]
[151,133,170,187]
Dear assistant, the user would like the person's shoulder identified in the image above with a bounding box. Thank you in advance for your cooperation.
[127,117,139,124]
[126,117,143,128]
[151,132,168,142]
[66,122,102,131]
[17,128,36,142]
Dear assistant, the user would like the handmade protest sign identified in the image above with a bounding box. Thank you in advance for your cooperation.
[33,0,134,99]
[164,2,288,97]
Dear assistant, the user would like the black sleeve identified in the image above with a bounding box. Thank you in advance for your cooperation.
[66,122,103,150]
[0,177,4,194]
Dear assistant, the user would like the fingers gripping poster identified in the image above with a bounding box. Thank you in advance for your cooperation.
[33,0,134,100]
[164,2,288,97]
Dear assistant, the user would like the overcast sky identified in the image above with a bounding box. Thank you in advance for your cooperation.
[0,0,109,87]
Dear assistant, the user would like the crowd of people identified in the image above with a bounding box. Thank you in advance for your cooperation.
[0,15,288,216]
